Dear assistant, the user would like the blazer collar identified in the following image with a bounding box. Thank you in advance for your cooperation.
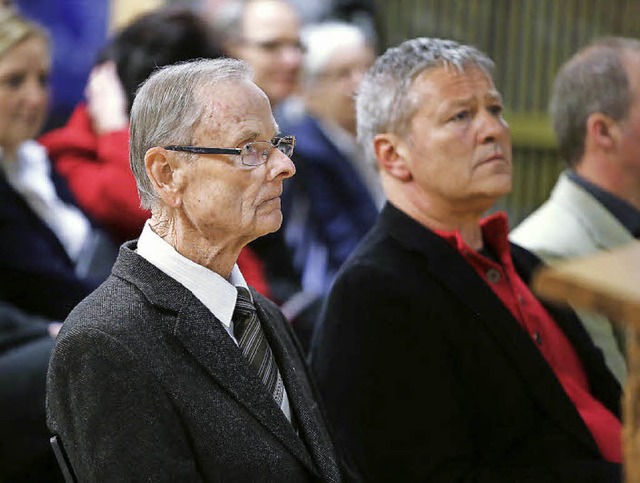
[111,243,322,477]
[378,203,602,455]
[552,172,635,248]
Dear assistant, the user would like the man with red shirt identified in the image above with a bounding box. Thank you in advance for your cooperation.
[310,37,622,482]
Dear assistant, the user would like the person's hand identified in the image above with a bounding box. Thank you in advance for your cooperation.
[85,61,129,135]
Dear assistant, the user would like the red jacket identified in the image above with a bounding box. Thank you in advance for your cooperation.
[40,104,272,298]
[40,104,146,243]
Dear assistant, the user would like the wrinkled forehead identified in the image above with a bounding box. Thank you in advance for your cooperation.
[193,80,277,143]
[409,63,498,99]
[414,60,494,84]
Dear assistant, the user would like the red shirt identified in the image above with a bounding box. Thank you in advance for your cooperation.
[435,212,621,463]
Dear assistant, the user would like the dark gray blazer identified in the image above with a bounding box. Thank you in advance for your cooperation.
[46,241,341,482]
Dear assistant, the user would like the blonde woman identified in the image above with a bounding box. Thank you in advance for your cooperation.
[0,8,113,321]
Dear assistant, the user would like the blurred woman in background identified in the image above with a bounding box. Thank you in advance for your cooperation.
[0,7,95,481]
[0,7,111,321]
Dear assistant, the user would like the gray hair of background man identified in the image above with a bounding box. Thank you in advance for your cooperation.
[129,57,254,210]
[356,37,494,165]
[301,20,372,85]
[212,0,296,43]
[550,37,640,167]
[208,0,245,43]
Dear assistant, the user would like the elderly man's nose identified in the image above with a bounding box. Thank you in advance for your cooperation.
[269,149,296,179]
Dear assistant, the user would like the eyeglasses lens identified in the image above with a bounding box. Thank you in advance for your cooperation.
[276,138,294,157]
[241,138,294,166]
[242,142,269,166]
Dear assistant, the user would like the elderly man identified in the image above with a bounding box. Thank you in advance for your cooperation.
[511,37,640,385]
[310,38,622,482]
[46,58,341,482]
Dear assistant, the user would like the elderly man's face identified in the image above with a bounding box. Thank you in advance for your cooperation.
[178,80,295,245]
[233,0,303,106]
[401,65,512,211]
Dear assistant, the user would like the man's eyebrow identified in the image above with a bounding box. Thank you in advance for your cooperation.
[235,131,259,146]
[235,127,280,145]
[442,91,503,110]
[441,95,476,109]
[485,91,503,102]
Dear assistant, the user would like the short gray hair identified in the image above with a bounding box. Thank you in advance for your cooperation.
[356,37,494,164]
[209,0,245,44]
[301,21,370,84]
[212,0,295,44]
[550,37,640,166]
[129,57,254,209]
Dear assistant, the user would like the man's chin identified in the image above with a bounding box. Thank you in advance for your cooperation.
[256,214,283,238]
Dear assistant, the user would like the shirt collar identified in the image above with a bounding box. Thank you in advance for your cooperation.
[136,221,248,328]
[567,170,640,238]
[433,211,512,264]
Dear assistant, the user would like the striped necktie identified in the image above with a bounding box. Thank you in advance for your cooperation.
[233,287,285,406]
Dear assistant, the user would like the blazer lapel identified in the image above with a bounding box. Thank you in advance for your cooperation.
[113,245,317,474]
[382,205,600,454]
[172,296,318,473]
[254,294,340,482]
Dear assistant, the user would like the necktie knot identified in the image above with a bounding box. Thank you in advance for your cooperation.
[233,286,256,328]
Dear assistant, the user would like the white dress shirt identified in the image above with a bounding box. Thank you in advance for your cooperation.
[136,222,292,421]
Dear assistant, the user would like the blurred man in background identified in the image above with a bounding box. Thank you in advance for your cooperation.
[215,0,304,108]
[279,21,380,349]
[511,37,640,385]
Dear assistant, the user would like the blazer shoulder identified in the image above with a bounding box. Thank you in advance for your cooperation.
[511,174,632,258]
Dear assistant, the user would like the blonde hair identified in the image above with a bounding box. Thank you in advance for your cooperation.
[0,7,47,58]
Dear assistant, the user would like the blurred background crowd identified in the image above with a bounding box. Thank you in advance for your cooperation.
[0,0,638,480]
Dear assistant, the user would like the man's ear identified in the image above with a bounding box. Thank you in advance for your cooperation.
[373,133,412,182]
[145,147,185,208]
[586,112,618,151]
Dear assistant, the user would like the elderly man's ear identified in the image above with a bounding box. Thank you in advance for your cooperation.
[145,147,187,208]
[373,133,413,182]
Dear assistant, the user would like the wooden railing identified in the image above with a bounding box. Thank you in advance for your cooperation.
[534,242,640,482]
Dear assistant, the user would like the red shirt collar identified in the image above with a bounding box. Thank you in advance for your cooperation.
[433,211,511,262]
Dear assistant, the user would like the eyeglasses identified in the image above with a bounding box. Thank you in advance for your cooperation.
[164,136,295,167]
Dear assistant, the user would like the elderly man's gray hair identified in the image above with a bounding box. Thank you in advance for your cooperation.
[129,58,254,210]
[550,37,640,166]
[356,37,494,165]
